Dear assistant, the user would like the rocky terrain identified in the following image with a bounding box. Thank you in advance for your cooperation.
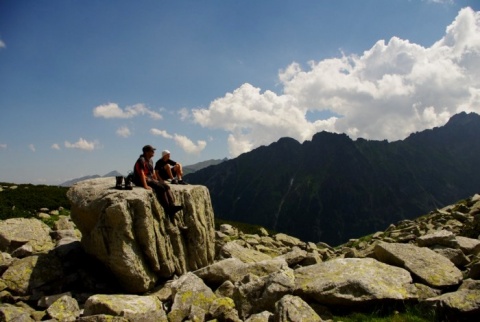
[0,178,479,321]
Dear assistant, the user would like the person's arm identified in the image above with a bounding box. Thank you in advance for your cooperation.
[140,170,151,190]
[136,158,152,190]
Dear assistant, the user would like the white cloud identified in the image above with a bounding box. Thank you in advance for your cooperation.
[173,134,207,155]
[64,138,98,151]
[0,143,6,149]
[150,128,207,154]
[150,128,173,139]
[51,143,61,150]
[116,126,131,138]
[93,102,162,120]
[0,39,5,49]
[192,7,480,157]
[178,108,190,121]
[29,144,36,152]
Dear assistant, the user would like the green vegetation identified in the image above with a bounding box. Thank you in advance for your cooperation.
[0,182,70,221]
[333,304,436,322]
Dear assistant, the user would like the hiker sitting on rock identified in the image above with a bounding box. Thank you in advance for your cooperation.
[155,150,187,184]
[132,145,182,218]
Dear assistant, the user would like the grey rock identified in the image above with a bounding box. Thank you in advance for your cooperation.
[209,297,242,321]
[416,229,457,248]
[168,272,217,322]
[432,246,470,267]
[219,241,273,263]
[456,236,480,256]
[274,295,322,322]
[374,242,463,288]
[46,294,80,321]
[278,246,307,267]
[83,294,166,322]
[0,218,55,255]
[233,267,296,319]
[1,253,63,296]
[244,310,274,322]
[0,303,34,321]
[37,291,73,308]
[194,257,288,287]
[294,258,417,306]
[77,315,129,322]
[67,177,215,293]
[424,288,480,318]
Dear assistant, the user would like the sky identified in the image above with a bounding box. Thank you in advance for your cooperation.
[1,0,480,185]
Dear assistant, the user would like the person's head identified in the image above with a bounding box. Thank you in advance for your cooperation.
[161,150,171,160]
[142,145,156,159]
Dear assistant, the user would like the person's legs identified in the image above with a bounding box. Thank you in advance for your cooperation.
[147,179,170,209]
[152,181,182,220]
[164,165,175,180]
[173,164,188,184]
[173,164,183,180]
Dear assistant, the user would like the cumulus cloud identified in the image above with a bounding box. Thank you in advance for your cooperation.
[116,126,131,138]
[150,128,207,155]
[93,102,162,120]
[64,138,98,151]
[51,143,61,150]
[192,7,480,157]
[173,134,207,155]
[150,128,173,139]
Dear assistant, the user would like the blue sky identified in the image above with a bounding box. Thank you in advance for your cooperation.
[1,0,479,185]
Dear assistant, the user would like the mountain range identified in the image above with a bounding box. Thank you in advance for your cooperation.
[184,112,480,246]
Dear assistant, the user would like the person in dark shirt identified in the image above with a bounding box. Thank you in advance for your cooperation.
[155,150,187,184]
[133,145,183,217]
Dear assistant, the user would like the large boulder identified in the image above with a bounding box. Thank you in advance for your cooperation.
[1,253,64,296]
[374,242,463,288]
[67,177,215,293]
[0,218,55,255]
[83,294,166,321]
[293,258,418,306]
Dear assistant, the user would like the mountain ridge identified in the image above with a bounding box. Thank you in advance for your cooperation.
[185,112,480,246]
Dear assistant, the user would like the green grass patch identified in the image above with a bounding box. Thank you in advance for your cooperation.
[333,304,436,322]
[0,183,70,221]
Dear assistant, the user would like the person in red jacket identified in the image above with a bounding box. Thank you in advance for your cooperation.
[132,145,182,217]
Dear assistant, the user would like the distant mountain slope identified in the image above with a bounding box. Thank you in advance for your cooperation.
[183,158,227,175]
[60,170,123,187]
[185,112,480,246]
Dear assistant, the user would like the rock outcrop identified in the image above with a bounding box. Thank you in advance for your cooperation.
[0,185,480,320]
[66,177,216,293]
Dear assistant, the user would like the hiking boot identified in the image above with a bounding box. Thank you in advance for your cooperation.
[115,176,123,190]
[124,176,133,190]
[171,179,179,184]
[178,180,188,185]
